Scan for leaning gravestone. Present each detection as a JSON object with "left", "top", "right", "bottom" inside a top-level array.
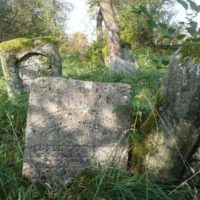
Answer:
[
  {"left": 0, "top": 37, "right": 62, "bottom": 98},
  {"left": 132, "top": 44, "right": 200, "bottom": 183},
  {"left": 23, "top": 77, "right": 131, "bottom": 184}
]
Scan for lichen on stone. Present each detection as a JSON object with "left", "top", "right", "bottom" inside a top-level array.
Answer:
[
  {"left": 130, "top": 87, "right": 166, "bottom": 172},
  {"left": 0, "top": 36, "right": 58, "bottom": 53},
  {"left": 180, "top": 41, "right": 200, "bottom": 63},
  {"left": 0, "top": 36, "right": 62, "bottom": 98}
]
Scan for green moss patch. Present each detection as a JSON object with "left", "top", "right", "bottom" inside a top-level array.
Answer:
[
  {"left": 0, "top": 36, "right": 58, "bottom": 53},
  {"left": 180, "top": 41, "right": 200, "bottom": 63},
  {"left": 130, "top": 87, "right": 166, "bottom": 172}
]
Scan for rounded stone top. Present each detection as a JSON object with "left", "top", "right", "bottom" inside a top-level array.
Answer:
[{"left": 0, "top": 36, "right": 58, "bottom": 54}]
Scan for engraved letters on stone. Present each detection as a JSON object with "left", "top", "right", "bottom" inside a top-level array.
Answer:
[{"left": 23, "top": 77, "right": 131, "bottom": 183}]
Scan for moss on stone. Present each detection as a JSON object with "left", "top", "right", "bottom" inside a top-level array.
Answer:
[
  {"left": 131, "top": 112, "right": 158, "bottom": 172},
  {"left": 130, "top": 87, "right": 166, "bottom": 172},
  {"left": 131, "top": 138, "right": 149, "bottom": 172},
  {"left": 180, "top": 41, "right": 200, "bottom": 63},
  {"left": 0, "top": 36, "right": 58, "bottom": 53}
]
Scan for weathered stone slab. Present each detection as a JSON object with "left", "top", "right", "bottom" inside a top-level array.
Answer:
[
  {"left": 23, "top": 77, "right": 131, "bottom": 183},
  {"left": 109, "top": 57, "right": 138, "bottom": 74},
  {"left": 132, "top": 49, "right": 200, "bottom": 183},
  {"left": 0, "top": 37, "right": 62, "bottom": 98}
]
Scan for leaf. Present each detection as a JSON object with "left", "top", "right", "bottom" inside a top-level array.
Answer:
[
  {"left": 177, "top": 0, "right": 188, "bottom": 9},
  {"left": 158, "top": 22, "right": 168, "bottom": 30},
  {"left": 139, "top": 5, "right": 148, "bottom": 14},
  {"left": 162, "top": 59, "right": 170, "bottom": 66},
  {"left": 186, "top": 27, "right": 197, "bottom": 36},
  {"left": 171, "top": 44, "right": 180, "bottom": 50},
  {"left": 131, "top": 98, "right": 140, "bottom": 108},
  {"left": 189, "top": 21, "right": 197, "bottom": 30},
  {"left": 163, "top": 34, "right": 173, "bottom": 40},
  {"left": 177, "top": 34, "right": 186, "bottom": 40},
  {"left": 179, "top": 21, "right": 185, "bottom": 25},
  {"left": 190, "top": 37, "right": 200, "bottom": 42},
  {"left": 146, "top": 18, "right": 157, "bottom": 28},
  {"left": 168, "top": 27, "right": 176, "bottom": 34},
  {"left": 187, "top": 0, "right": 199, "bottom": 12}
]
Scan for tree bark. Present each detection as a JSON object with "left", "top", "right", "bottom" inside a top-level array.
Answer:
[
  {"left": 96, "top": 8, "right": 103, "bottom": 43},
  {"left": 99, "top": 0, "right": 121, "bottom": 59}
]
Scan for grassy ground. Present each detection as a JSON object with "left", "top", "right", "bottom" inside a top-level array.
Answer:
[{"left": 0, "top": 51, "right": 199, "bottom": 199}]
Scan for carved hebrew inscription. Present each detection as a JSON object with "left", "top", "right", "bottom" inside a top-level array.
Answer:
[
  {"left": 0, "top": 38, "right": 62, "bottom": 98},
  {"left": 18, "top": 54, "right": 52, "bottom": 91},
  {"left": 23, "top": 77, "right": 131, "bottom": 183}
]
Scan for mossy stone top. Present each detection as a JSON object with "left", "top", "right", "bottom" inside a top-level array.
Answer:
[
  {"left": 0, "top": 36, "right": 58, "bottom": 54},
  {"left": 0, "top": 36, "right": 62, "bottom": 98}
]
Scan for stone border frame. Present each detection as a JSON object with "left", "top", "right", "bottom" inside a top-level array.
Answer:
[{"left": 0, "top": 39, "right": 62, "bottom": 98}]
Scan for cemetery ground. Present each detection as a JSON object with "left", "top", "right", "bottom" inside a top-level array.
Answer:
[{"left": 0, "top": 50, "right": 199, "bottom": 200}]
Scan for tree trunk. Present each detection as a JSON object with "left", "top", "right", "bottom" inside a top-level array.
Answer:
[
  {"left": 96, "top": 8, "right": 103, "bottom": 43},
  {"left": 99, "top": 0, "right": 121, "bottom": 59}
]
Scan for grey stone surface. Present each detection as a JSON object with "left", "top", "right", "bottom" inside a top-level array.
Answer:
[
  {"left": 109, "top": 57, "right": 138, "bottom": 74},
  {"left": 132, "top": 51, "right": 200, "bottom": 182},
  {"left": 190, "top": 146, "right": 200, "bottom": 184},
  {"left": 18, "top": 55, "right": 51, "bottom": 92},
  {"left": 0, "top": 38, "right": 62, "bottom": 98},
  {"left": 121, "top": 47, "right": 135, "bottom": 62},
  {"left": 23, "top": 77, "right": 131, "bottom": 184}
]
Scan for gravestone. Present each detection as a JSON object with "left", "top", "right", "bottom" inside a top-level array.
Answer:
[
  {"left": 109, "top": 57, "right": 138, "bottom": 74},
  {"left": 23, "top": 77, "right": 131, "bottom": 184},
  {"left": 132, "top": 49, "right": 200, "bottom": 183},
  {"left": 121, "top": 47, "right": 135, "bottom": 62},
  {"left": 0, "top": 37, "right": 62, "bottom": 98}
]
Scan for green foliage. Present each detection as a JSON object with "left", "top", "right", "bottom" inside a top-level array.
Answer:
[
  {"left": 0, "top": 0, "right": 69, "bottom": 41},
  {"left": 127, "top": 67, "right": 166, "bottom": 125},
  {"left": 62, "top": 53, "right": 128, "bottom": 83},
  {"left": 115, "top": 0, "right": 175, "bottom": 49},
  {"left": 137, "top": 0, "right": 200, "bottom": 44},
  {"left": 84, "top": 41, "right": 105, "bottom": 65},
  {"left": 177, "top": 0, "right": 188, "bottom": 10}
]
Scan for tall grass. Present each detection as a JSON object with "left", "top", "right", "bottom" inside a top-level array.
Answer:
[
  {"left": 0, "top": 51, "right": 199, "bottom": 199},
  {"left": 66, "top": 165, "right": 197, "bottom": 200}
]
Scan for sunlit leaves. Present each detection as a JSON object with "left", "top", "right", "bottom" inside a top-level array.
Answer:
[
  {"left": 158, "top": 23, "right": 168, "bottom": 30},
  {"left": 177, "top": 0, "right": 188, "bottom": 10},
  {"left": 137, "top": 0, "right": 200, "bottom": 44},
  {"left": 168, "top": 27, "right": 176, "bottom": 34},
  {"left": 187, "top": 0, "right": 200, "bottom": 13},
  {"left": 177, "top": 34, "right": 186, "bottom": 40}
]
